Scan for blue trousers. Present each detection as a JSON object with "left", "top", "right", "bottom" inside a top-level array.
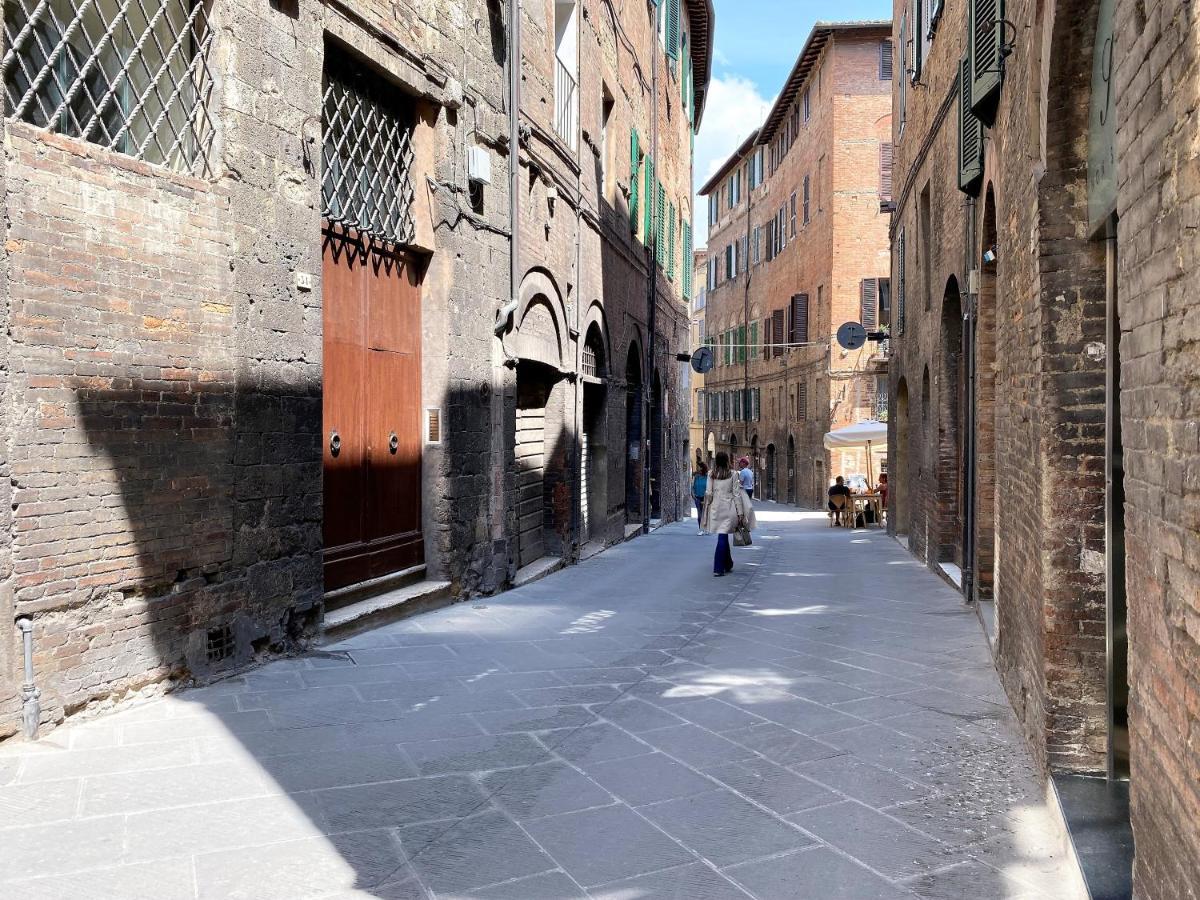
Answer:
[{"left": 714, "top": 533, "right": 733, "bottom": 574}]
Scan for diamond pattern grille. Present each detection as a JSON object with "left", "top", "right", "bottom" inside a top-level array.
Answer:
[
  {"left": 2, "top": 0, "right": 215, "bottom": 175},
  {"left": 322, "top": 57, "right": 415, "bottom": 246}
]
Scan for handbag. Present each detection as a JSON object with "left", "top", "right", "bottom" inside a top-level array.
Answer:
[{"left": 733, "top": 522, "right": 753, "bottom": 546}]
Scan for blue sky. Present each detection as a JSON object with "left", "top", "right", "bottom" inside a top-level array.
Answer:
[{"left": 694, "top": 0, "right": 892, "bottom": 246}]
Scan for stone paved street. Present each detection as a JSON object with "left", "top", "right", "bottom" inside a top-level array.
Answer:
[{"left": 0, "top": 506, "right": 1086, "bottom": 899}]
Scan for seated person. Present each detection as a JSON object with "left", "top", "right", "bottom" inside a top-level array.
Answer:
[
  {"left": 878, "top": 473, "right": 888, "bottom": 509},
  {"left": 828, "top": 476, "right": 852, "bottom": 520}
]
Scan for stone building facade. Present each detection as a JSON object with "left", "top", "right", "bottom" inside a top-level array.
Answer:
[
  {"left": 698, "top": 22, "right": 892, "bottom": 507},
  {"left": 887, "top": 0, "right": 1200, "bottom": 892},
  {"left": 0, "top": 0, "right": 711, "bottom": 740}
]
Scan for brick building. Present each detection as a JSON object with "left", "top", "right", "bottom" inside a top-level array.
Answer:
[
  {"left": 0, "top": 0, "right": 711, "bottom": 740},
  {"left": 887, "top": 0, "right": 1199, "bottom": 893},
  {"left": 697, "top": 22, "right": 892, "bottom": 507}
]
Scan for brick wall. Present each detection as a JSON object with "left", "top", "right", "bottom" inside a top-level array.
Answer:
[
  {"left": 1115, "top": 0, "right": 1200, "bottom": 891},
  {"left": 701, "top": 26, "right": 891, "bottom": 510}
]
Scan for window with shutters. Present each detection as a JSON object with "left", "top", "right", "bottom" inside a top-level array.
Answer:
[
  {"left": 749, "top": 321, "right": 759, "bottom": 359},
  {"left": 667, "top": 204, "right": 676, "bottom": 281},
  {"left": 666, "top": 0, "right": 680, "bottom": 64},
  {"left": 910, "top": 0, "right": 923, "bottom": 83},
  {"left": 2, "top": 0, "right": 217, "bottom": 175},
  {"left": 771, "top": 309, "right": 785, "bottom": 358},
  {"left": 737, "top": 324, "right": 746, "bottom": 363},
  {"left": 957, "top": 54, "right": 984, "bottom": 194},
  {"left": 753, "top": 225, "right": 761, "bottom": 264},
  {"left": 708, "top": 192, "right": 718, "bottom": 226},
  {"left": 779, "top": 206, "right": 788, "bottom": 249},
  {"left": 790, "top": 192, "right": 798, "bottom": 237},
  {"left": 898, "top": 13, "right": 907, "bottom": 139},
  {"left": 802, "top": 175, "right": 811, "bottom": 225},
  {"left": 878, "top": 277, "right": 892, "bottom": 327},
  {"left": 879, "top": 39, "right": 893, "bottom": 80},
  {"left": 803, "top": 87, "right": 811, "bottom": 123},
  {"left": 880, "top": 143, "right": 894, "bottom": 201},
  {"left": 790, "top": 293, "right": 809, "bottom": 344},
  {"left": 969, "top": 0, "right": 1004, "bottom": 124},
  {"left": 655, "top": 180, "right": 666, "bottom": 265},
  {"left": 897, "top": 228, "right": 907, "bottom": 335},
  {"left": 798, "top": 382, "right": 808, "bottom": 420},
  {"left": 860, "top": 279, "right": 878, "bottom": 329}
]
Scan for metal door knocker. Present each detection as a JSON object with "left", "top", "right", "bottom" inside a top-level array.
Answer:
[
  {"left": 389, "top": 432, "right": 399, "bottom": 453},
  {"left": 330, "top": 431, "right": 341, "bottom": 455}
]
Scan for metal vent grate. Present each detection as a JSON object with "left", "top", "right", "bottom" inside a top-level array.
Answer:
[
  {"left": 426, "top": 407, "right": 441, "bottom": 444},
  {"left": 2, "top": 0, "right": 216, "bottom": 175},
  {"left": 322, "top": 53, "right": 415, "bottom": 246},
  {"left": 205, "top": 623, "right": 234, "bottom": 663}
]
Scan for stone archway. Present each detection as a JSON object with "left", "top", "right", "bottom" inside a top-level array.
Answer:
[
  {"left": 894, "top": 378, "right": 911, "bottom": 536},
  {"left": 938, "top": 277, "right": 964, "bottom": 566}
]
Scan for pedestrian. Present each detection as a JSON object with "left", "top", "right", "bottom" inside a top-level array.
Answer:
[
  {"left": 691, "top": 462, "right": 709, "bottom": 535},
  {"left": 737, "top": 456, "right": 755, "bottom": 499},
  {"left": 702, "top": 452, "right": 756, "bottom": 576}
]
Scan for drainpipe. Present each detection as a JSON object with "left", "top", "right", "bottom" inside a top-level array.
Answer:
[
  {"left": 961, "top": 197, "right": 977, "bottom": 603},
  {"left": 643, "top": 15, "right": 659, "bottom": 535},
  {"left": 17, "top": 618, "right": 40, "bottom": 740}
]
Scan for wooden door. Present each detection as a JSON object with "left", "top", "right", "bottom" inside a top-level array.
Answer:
[
  {"left": 323, "top": 228, "right": 424, "bottom": 590},
  {"left": 515, "top": 404, "right": 546, "bottom": 567}
]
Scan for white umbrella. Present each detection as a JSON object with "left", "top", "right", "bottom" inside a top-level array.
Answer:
[{"left": 823, "top": 420, "right": 887, "bottom": 489}]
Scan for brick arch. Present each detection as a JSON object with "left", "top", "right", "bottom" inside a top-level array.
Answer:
[
  {"left": 514, "top": 268, "right": 569, "bottom": 371},
  {"left": 892, "top": 377, "right": 911, "bottom": 536},
  {"left": 937, "top": 276, "right": 964, "bottom": 565}
]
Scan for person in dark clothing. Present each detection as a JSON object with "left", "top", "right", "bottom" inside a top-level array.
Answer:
[{"left": 828, "top": 475, "right": 852, "bottom": 525}]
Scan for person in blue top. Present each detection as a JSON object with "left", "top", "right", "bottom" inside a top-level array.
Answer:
[
  {"left": 737, "top": 457, "right": 755, "bottom": 500},
  {"left": 691, "top": 463, "right": 709, "bottom": 534}
]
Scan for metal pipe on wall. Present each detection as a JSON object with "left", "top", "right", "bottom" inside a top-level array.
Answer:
[
  {"left": 962, "top": 198, "right": 977, "bottom": 603},
  {"left": 18, "top": 617, "right": 40, "bottom": 739},
  {"left": 643, "top": 9, "right": 659, "bottom": 535}
]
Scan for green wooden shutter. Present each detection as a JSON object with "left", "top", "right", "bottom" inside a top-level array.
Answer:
[
  {"left": 958, "top": 55, "right": 985, "bottom": 194},
  {"left": 737, "top": 324, "right": 746, "bottom": 363},
  {"left": 682, "top": 222, "right": 691, "bottom": 296},
  {"left": 667, "top": 0, "right": 680, "bottom": 61},
  {"left": 630, "top": 129, "right": 640, "bottom": 234},
  {"left": 667, "top": 204, "right": 676, "bottom": 281},
  {"left": 644, "top": 155, "right": 654, "bottom": 240},
  {"left": 969, "top": 0, "right": 1004, "bottom": 124},
  {"left": 656, "top": 180, "right": 666, "bottom": 266},
  {"left": 749, "top": 321, "right": 758, "bottom": 359}
]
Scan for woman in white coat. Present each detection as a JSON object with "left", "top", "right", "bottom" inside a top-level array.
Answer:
[{"left": 701, "top": 452, "right": 756, "bottom": 576}]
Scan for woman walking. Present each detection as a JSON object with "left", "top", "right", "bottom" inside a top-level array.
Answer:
[
  {"left": 701, "top": 452, "right": 756, "bottom": 576},
  {"left": 691, "top": 462, "right": 709, "bottom": 535}
]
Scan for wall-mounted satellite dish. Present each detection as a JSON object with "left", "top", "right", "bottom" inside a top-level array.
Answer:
[
  {"left": 836, "top": 321, "right": 867, "bottom": 350},
  {"left": 691, "top": 346, "right": 714, "bottom": 374}
]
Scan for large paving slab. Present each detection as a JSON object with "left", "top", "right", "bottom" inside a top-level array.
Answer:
[{"left": 0, "top": 506, "right": 1086, "bottom": 899}]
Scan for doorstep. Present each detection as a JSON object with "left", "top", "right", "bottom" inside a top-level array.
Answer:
[
  {"left": 512, "top": 556, "right": 564, "bottom": 588},
  {"left": 938, "top": 562, "right": 963, "bottom": 588},
  {"left": 1052, "top": 774, "right": 1134, "bottom": 900},
  {"left": 321, "top": 578, "right": 453, "bottom": 641}
]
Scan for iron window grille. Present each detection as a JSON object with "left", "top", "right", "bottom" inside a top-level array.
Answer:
[
  {"left": 322, "top": 54, "right": 415, "bottom": 246},
  {"left": 2, "top": 0, "right": 216, "bottom": 175}
]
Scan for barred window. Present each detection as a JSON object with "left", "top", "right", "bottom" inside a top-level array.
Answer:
[
  {"left": 322, "top": 52, "right": 415, "bottom": 246},
  {"left": 2, "top": 0, "right": 216, "bottom": 175}
]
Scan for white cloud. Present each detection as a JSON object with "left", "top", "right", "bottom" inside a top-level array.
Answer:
[{"left": 692, "top": 74, "right": 774, "bottom": 246}]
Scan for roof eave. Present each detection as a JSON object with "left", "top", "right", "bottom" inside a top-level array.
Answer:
[{"left": 686, "top": 0, "right": 716, "bottom": 130}]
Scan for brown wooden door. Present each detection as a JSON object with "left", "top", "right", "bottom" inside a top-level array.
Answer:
[{"left": 323, "top": 228, "right": 424, "bottom": 590}]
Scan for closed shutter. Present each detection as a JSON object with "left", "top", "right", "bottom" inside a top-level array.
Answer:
[
  {"left": 958, "top": 54, "right": 985, "bottom": 194},
  {"left": 667, "top": 0, "right": 680, "bottom": 61},
  {"left": 880, "top": 143, "right": 894, "bottom": 200},
  {"left": 763, "top": 316, "right": 772, "bottom": 354},
  {"left": 880, "top": 39, "right": 893, "bottom": 80},
  {"left": 969, "top": 0, "right": 1004, "bottom": 123},
  {"left": 682, "top": 222, "right": 691, "bottom": 295},
  {"left": 791, "top": 293, "right": 809, "bottom": 344},
  {"left": 630, "top": 129, "right": 640, "bottom": 234},
  {"left": 772, "top": 309, "right": 785, "bottom": 357},
  {"left": 803, "top": 176, "right": 810, "bottom": 224},
  {"left": 749, "top": 321, "right": 758, "bottom": 359},
  {"left": 898, "top": 230, "right": 907, "bottom": 334},
  {"left": 667, "top": 204, "right": 676, "bottom": 280},
  {"left": 912, "top": 0, "right": 924, "bottom": 82},
  {"left": 861, "top": 279, "right": 878, "bottom": 329},
  {"left": 798, "top": 382, "right": 808, "bottom": 420},
  {"left": 644, "top": 155, "right": 655, "bottom": 239},
  {"left": 737, "top": 324, "right": 746, "bottom": 363},
  {"left": 656, "top": 180, "right": 667, "bottom": 265}
]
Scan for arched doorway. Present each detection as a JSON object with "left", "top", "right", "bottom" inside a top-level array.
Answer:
[
  {"left": 581, "top": 323, "right": 608, "bottom": 543},
  {"left": 624, "top": 343, "right": 642, "bottom": 522},
  {"left": 938, "top": 278, "right": 964, "bottom": 565},
  {"left": 970, "top": 186, "right": 998, "bottom": 599},
  {"left": 650, "top": 371, "right": 663, "bottom": 519},
  {"left": 727, "top": 432, "right": 739, "bottom": 459},
  {"left": 894, "top": 378, "right": 911, "bottom": 536},
  {"left": 787, "top": 436, "right": 796, "bottom": 505},
  {"left": 750, "top": 434, "right": 759, "bottom": 494},
  {"left": 765, "top": 443, "right": 777, "bottom": 500}
]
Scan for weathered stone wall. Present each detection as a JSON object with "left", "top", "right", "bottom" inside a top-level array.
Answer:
[{"left": 1114, "top": 0, "right": 1200, "bottom": 892}]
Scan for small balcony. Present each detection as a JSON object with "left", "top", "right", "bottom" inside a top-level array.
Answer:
[{"left": 555, "top": 59, "right": 578, "bottom": 152}]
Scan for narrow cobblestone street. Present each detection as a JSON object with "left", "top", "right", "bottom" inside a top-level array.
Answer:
[{"left": 0, "top": 507, "right": 1084, "bottom": 899}]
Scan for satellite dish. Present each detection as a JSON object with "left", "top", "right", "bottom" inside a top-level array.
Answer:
[
  {"left": 836, "top": 321, "right": 867, "bottom": 350},
  {"left": 691, "top": 346, "right": 714, "bottom": 374}
]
